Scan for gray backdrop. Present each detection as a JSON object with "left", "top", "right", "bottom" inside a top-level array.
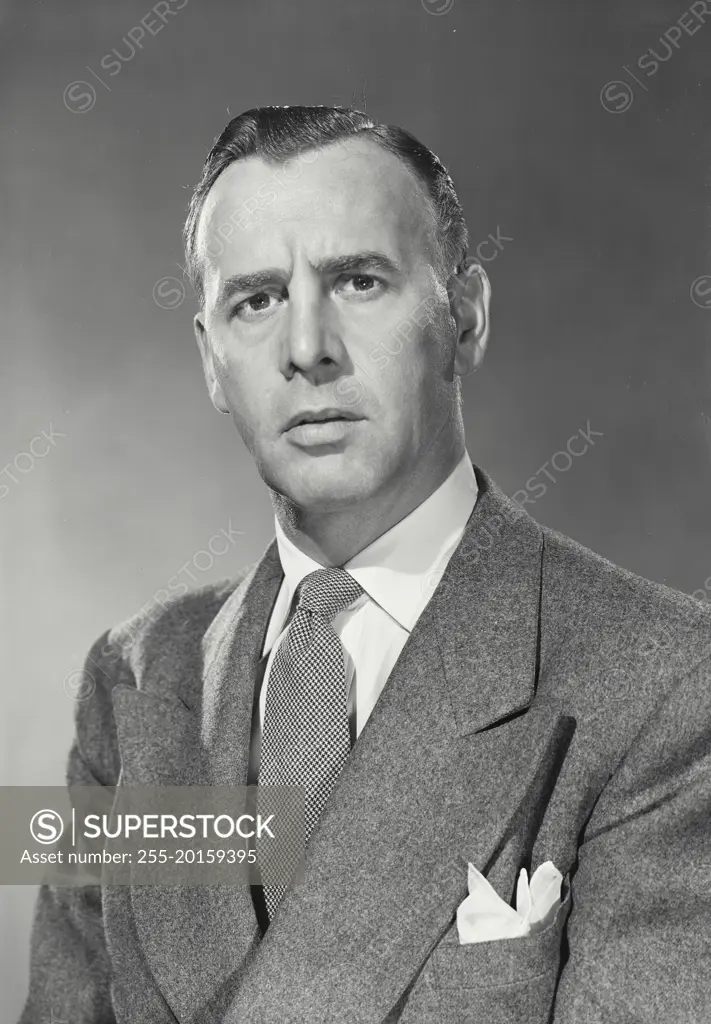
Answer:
[{"left": 2, "top": 0, "right": 710, "bottom": 1020}]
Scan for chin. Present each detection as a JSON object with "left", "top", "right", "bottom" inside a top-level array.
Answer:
[{"left": 268, "top": 455, "right": 381, "bottom": 510}]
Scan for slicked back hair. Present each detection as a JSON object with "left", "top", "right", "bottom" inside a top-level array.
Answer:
[{"left": 183, "top": 105, "right": 469, "bottom": 307}]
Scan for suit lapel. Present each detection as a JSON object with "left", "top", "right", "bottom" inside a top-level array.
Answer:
[
  {"left": 222, "top": 469, "right": 575, "bottom": 1023},
  {"left": 111, "top": 541, "right": 284, "bottom": 1024}
]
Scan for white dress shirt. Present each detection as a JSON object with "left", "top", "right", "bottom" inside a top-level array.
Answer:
[{"left": 259, "top": 451, "right": 478, "bottom": 739}]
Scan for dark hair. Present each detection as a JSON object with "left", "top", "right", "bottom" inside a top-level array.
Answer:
[{"left": 183, "top": 104, "right": 468, "bottom": 306}]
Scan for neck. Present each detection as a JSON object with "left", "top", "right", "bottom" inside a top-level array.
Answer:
[{"left": 271, "top": 430, "right": 467, "bottom": 567}]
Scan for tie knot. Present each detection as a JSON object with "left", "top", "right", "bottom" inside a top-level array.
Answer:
[{"left": 296, "top": 567, "right": 363, "bottom": 624}]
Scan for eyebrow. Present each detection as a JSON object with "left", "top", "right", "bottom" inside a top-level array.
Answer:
[{"left": 215, "top": 251, "right": 402, "bottom": 308}]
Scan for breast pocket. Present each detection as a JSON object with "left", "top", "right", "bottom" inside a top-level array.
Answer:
[{"left": 426, "top": 884, "right": 572, "bottom": 1024}]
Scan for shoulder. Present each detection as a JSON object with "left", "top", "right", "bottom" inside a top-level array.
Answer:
[
  {"left": 539, "top": 525, "right": 711, "bottom": 713},
  {"left": 109, "top": 566, "right": 255, "bottom": 667},
  {"left": 541, "top": 525, "right": 711, "bottom": 635},
  {"left": 66, "top": 566, "right": 259, "bottom": 786},
  {"left": 85, "top": 564, "right": 257, "bottom": 698}
]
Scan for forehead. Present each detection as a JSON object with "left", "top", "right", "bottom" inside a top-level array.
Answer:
[{"left": 195, "top": 138, "right": 437, "bottom": 284}]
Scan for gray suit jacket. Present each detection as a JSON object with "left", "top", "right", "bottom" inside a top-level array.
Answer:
[{"left": 20, "top": 466, "right": 711, "bottom": 1023}]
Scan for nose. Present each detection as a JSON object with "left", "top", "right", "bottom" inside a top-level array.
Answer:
[{"left": 280, "top": 273, "right": 347, "bottom": 382}]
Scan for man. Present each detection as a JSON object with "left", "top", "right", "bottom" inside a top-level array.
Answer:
[{"left": 21, "top": 105, "right": 711, "bottom": 1023}]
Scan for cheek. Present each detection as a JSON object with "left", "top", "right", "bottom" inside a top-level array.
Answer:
[
  {"left": 223, "top": 370, "right": 287, "bottom": 451},
  {"left": 372, "top": 363, "right": 441, "bottom": 446},
  {"left": 375, "top": 325, "right": 445, "bottom": 403},
  {"left": 217, "top": 345, "right": 260, "bottom": 403},
  {"left": 216, "top": 359, "right": 263, "bottom": 435}
]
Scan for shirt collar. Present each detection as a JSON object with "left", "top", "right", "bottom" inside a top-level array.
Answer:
[{"left": 272, "top": 451, "right": 478, "bottom": 633}]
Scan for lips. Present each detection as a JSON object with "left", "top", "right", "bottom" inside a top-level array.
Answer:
[{"left": 284, "top": 408, "right": 364, "bottom": 432}]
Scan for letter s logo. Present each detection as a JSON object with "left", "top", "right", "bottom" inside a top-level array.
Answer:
[{"left": 30, "top": 809, "right": 65, "bottom": 844}]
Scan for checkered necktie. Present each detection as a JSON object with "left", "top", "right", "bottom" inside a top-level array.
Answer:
[{"left": 258, "top": 567, "right": 363, "bottom": 920}]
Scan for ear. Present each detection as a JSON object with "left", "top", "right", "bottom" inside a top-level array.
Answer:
[
  {"left": 193, "top": 313, "right": 230, "bottom": 414},
  {"left": 447, "top": 259, "right": 491, "bottom": 378}
]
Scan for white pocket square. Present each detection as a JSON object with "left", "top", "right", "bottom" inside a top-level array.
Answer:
[{"left": 456, "top": 861, "right": 563, "bottom": 944}]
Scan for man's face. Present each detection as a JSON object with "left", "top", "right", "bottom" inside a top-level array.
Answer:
[{"left": 194, "top": 138, "right": 464, "bottom": 512}]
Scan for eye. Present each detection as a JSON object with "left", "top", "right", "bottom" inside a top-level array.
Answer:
[
  {"left": 233, "top": 290, "right": 285, "bottom": 321},
  {"left": 337, "top": 274, "right": 385, "bottom": 299}
]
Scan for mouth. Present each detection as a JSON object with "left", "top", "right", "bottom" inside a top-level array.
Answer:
[
  {"left": 283, "top": 408, "right": 366, "bottom": 449},
  {"left": 283, "top": 408, "right": 364, "bottom": 432}
]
